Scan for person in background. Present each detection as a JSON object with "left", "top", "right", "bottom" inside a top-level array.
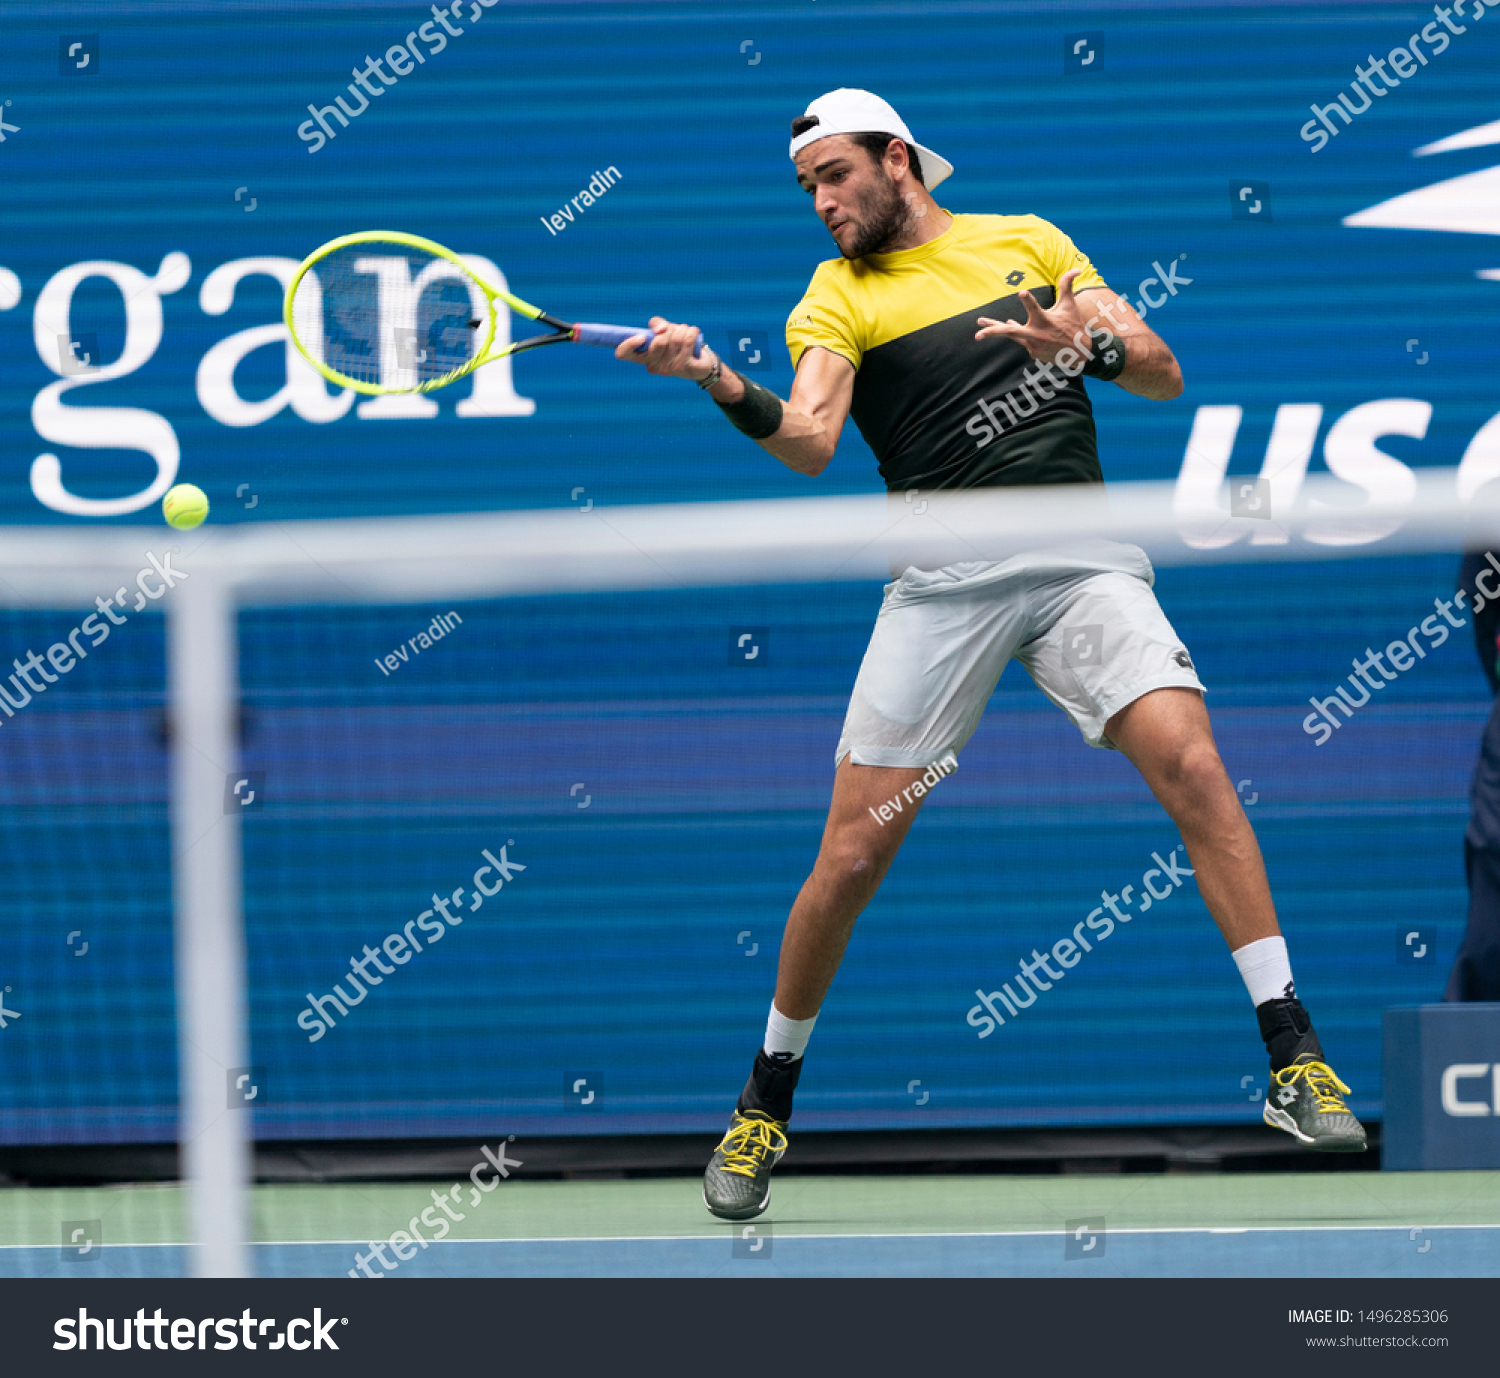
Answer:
[{"left": 1446, "top": 551, "right": 1500, "bottom": 1001}]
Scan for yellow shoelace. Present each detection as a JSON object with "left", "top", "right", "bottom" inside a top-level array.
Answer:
[
  {"left": 717, "top": 1114, "right": 788, "bottom": 1179},
  {"left": 1273, "top": 1060, "right": 1352, "bottom": 1113}
]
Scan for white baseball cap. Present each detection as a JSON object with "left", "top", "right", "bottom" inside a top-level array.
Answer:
[{"left": 789, "top": 88, "right": 953, "bottom": 190}]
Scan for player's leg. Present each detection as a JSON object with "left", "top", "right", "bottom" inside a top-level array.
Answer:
[
  {"left": 1019, "top": 560, "right": 1366, "bottom": 1152},
  {"left": 772, "top": 758, "right": 933, "bottom": 1019},
  {"left": 742, "top": 757, "right": 933, "bottom": 1115},
  {"left": 704, "top": 565, "right": 1020, "bottom": 1220},
  {"left": 1103, "top": 688, "right": 1276, "bottom": 950},
  {"left": 702, "top": 760, "right": 931, "bottom": 1221},
  {"left": 1104, "top": 686, "right": 1365, "bottom": 1150}
]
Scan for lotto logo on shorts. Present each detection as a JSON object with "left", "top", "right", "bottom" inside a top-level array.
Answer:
[{"left": 1062, "top": 624, "right": 1103, "bottom": 667}]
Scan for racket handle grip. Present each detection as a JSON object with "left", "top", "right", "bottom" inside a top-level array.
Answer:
[{"left": 574, "top": 323, "right": 704, "bottom": 356}]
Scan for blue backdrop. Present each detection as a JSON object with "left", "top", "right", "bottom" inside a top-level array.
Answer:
[{"left": 1, "top": 0, "right": 1497, "bottom": 1141}]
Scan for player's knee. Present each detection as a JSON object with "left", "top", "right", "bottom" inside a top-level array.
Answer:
[
  {"left": 1167, "top": 738, "right": 1227, "bottom": 800},
  {"left": 820, "top": 841, "right": 877, "bottom": 883},
  {"left": 821, "top": 824, "right": 897, "bottom": 886}
]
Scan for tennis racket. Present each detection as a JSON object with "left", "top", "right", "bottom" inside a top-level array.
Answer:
[{"left": 284, "top": 230, "right": 702, "bottom": 396}]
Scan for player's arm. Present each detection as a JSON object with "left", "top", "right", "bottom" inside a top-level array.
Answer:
[
  {"left": 975, "top": 268, "right": 1183, "bottom": 402},
  {"left": 615, "top": 318, "right": 854, "bottom": 476},
  {"left": 1072, "top": 286, "right": 1182, "bottom": 401}
]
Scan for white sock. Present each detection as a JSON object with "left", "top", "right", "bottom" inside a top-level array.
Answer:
[
  {"left": 1232, "top": 936, "right": 1296, "bottom": 1007},
  {"left": 763, "top": 1003, "right": 818, "bottom": 1062}
]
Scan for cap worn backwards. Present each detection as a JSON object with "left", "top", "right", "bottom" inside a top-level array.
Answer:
[{"left": 788, "top": 88, "right": 954, "bottom": 189}]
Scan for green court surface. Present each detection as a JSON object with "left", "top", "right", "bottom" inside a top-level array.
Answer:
[{"left": 3, "top": 1171, "right": 1499, "bottom": 1276}]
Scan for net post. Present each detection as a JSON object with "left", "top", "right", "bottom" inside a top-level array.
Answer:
[{"left": 167, "top": 565, "right": 251, "bottom": 1278}]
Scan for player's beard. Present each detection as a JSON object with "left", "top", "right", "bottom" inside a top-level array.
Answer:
[{"left": 839, "top": 171, "right": 915, "bottom": 260}]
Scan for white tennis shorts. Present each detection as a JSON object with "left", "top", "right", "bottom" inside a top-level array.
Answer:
[{"left": 835, "top": 541, "right": 1205, "bottom": 767}]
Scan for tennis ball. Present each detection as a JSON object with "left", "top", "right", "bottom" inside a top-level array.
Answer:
[{"left": 163, "top": 483, "right": 209, "bottom": 530}]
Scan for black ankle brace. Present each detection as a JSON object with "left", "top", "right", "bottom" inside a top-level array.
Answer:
[
  {"left": 736, "top": 1048, "right": 802, "bottom": 1123},
  {"left": 1256, "top": 997, "right": 1325, "bottom": 1072}
]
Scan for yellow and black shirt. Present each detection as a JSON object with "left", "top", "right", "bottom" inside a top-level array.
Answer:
[{"left": 785, "top": 212, "right": 1109, "bottom": 493}]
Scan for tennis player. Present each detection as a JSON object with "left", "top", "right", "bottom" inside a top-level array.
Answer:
[{"left": 615, "top": 88, "right": 1367, "bottom": 1221}]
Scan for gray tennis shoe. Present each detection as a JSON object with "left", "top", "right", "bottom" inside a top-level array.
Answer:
[
  {"left": 703, "top": 1110, "right": 789, "bottom": 1220},
  {"left": 1263, "top": 1054, "right": 1368, "bottom": 1152}
]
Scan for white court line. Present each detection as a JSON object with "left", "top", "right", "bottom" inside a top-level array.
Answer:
[
  {"left": 9, "top": 1223, "right": 1496, "bottom": 1250},
  {"left": 302, "top": 1223, "right": 1499, "bottom": 1246}
]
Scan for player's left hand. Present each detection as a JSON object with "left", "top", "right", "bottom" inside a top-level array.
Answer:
[
  {"left": 974, "top": 268, "right": 1094, "bottom": 366},
  {"left": 615, "top": 315, "right": 717, "bottom": 383}
]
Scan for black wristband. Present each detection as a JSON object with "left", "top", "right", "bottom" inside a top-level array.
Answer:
[
  {"left": 715, "top": 376, "right": 784, "bottom": 440},
  {"left": 1081, "top": 327, "right": 1127, "bottom": 381}
]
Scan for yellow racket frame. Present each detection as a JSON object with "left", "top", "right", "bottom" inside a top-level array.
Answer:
[{"left": 283, "top": 230, "right": 552, "bottom": 397}]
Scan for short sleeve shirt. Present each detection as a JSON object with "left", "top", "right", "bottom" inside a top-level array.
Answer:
[{"left": 785, "top": 213, "right": 1110, "bottom": 492}]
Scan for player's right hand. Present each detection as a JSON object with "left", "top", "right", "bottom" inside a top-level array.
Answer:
[{"left": 615, "top": 316, "right": 717, "bottom": 383}]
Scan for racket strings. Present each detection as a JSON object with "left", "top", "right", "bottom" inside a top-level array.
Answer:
[{"left": 289, "top": 239, "right": 491, "bottom": 392}]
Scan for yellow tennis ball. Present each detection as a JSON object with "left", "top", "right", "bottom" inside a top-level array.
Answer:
[{"left": 163, "top": 483, "right": 209, "bottom": 530}]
